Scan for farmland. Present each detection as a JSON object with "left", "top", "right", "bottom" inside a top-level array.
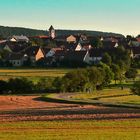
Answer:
[
  {"left": 0, "top": 120, "right": 140, "bottom": 140},
  {"left": 0, "top": 68, "right": 72, "bottom": 81},
  {"left": 0, "top": 93, "right": 140, "bottom": 140},
  {"left": 0, "top": 68, "right": 140, "bottom": 140}
]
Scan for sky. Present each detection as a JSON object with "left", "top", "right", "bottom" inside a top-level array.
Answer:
[{"left": 0, "top": 0, "right": 140, "bottom": 36}]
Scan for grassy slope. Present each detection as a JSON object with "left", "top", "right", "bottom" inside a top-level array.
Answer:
[
  {"left": 71, "top": 89, "right": 140, "bottom": 106},
  {"left": 47, "top": 88, "right": 140, "bottom": 107},
  {"left": 0, "top": 120, "right": 139, "bottom": 140}
]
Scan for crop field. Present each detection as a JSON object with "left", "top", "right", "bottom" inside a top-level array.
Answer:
[
  {"left": 0, "top": 120, "right": 140, "bottom": 140},
  {"left": 0, "top": 68, "right": 72, "bottom": 81}
]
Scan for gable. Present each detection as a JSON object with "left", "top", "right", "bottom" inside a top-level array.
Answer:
[
  {"left": 66, "top": 35, "right": 76, "bottom": 43},
  {"left": 36, "top": 48, "right": 45, "bottom": 61},
  {"left": 75, "top": 43, "right": 82, "bottom": 51}
]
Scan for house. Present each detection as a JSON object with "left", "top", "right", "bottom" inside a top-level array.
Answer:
[
  {"left": 75, "top": 42, "right": 92, "bottom": 51},
  {"left": 129, "top": 38, "right": 140, "bottom": 47},
  {"left": 89, "top": 48, "right": 103, "bottom": 64},
  {"left": 23, "top": 46, "right": 44, "bottom": 62},
  {"left": 10, "top": 35, "right": 29, "bottom": 43},
  {"left": 103, "top": 37, "right": 118, "bottom": 43},
  {"left": 7, "top": 53, "right": 24, "bottom": 67},
  {"left": 89, "top": 47, "right": 120, "bottom": 64},
  {"left": 63, "top": 51, "right": 91, "bottom": 64},
  {"left": 131, "top": 47, "right": 140, "bottom": 58},
  {"left": 65, "top": 42, "right": 78, "bottom": 51},
  {"left": 55, "top": 36, "right": 67, "bottom": 42},
  {"left": 6, "top": 46, "right": 48, "bottom": 66},
  {"left": 103, "top": 41, "right": 119, "bottom": 48},
  {"left": 3, "top": 42, "right": 28, "bottom": 53},
  {"left": 66, "top": 35, "right": 77, "bottom": 43},
  {"left": 45, "top": 47, "right": 63, "bottom": 58}
]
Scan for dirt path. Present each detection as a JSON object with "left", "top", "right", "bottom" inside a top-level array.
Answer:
[{"left": 0, "top": 95, "right": 140, "bottom": 122}]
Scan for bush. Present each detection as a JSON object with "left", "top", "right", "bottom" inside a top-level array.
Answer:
[
  {"left": 125, "top": 68, "right": 138, "bottom": 80},
  {"left": 0, "top": 80, "right": 8, "bottom": 94},
  {"left": 131, "top": 80, "right": 140, "bottom": 96},
  {"left": 8, "top": 78, "right": 34, "bottom": 93}
]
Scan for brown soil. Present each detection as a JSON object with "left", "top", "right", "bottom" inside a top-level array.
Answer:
[{"left": 0, "top": 96, "right": 140, "bottom": 122}]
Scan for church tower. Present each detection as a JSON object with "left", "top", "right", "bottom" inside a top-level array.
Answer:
[{"left": 49, "top": 25, "right": 55, "bottom": 39}]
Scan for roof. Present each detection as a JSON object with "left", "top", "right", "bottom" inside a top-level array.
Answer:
[
  {"left": 64, "top": 51, "right": 87, "bottom": 62},
  {"left": 54, "top": 50, "right": 65, "bottom": 57},
  {"left": 49, "top": 25, "right": 54, "bottom": 31},
  {"left": 0, "top": 40, "right": 7, "bottom": 44},
  {"left": 80, "top": 42, "right": 91, "bottom": 50},
  {"left": 55, "top": 40, "right": 67, "bottom": 47},
  {"left": 89, "top": 47, "right": 118, "bottom": 57},
  {"left": 30, "top": 36, "right": 49, "bottom": 39},
  {"left": 103, "top": 37, "right": 118, "bottom": 43},
  {"left": 41, "top": 47, "right": 51, "bottom": 55},
  {"left": 23, "top": 46, "right": 40, "bottom": 56},
  {"left": 65, "top": 42, "right": 78, "bottom": 51},
  {"left": 103, "top": 41, "right": 117, "bottom": 48},
  {"left": 7, "top": 53, "right": 24, "bottom": 60},
  {"left": 52, "top": 47, "right": 63, "bottom": 52},
  {"left": 55, "top": 36, "right": 67, "bottom": 41},
  {"left": 5, "top": 42, "right": 28, "bottom": 53},
  {"left": 12, "top": 35, "right": 29, "bottom": 42}
]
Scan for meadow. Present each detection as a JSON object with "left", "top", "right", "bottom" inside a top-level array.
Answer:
[
  {"left": 72, "top": 89, "right": 140, "bottom": 105},
  {"left": 0, "top": 120, "right": 140, "bottom": 140},
  {"left": 0, "top": 68, "right": 72, "bottom": 82}
]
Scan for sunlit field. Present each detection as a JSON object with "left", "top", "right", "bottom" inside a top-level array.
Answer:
[
  {"left": 47, "top": 88, "right": 140, "bottom": 107},
  {"left": 0, "top": 68, "right": 73, "bottom": 81},
  {"left": 0, "top": 120, "right": 139, "bottom": 140}
]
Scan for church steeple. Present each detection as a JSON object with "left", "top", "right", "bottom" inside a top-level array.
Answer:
[{"left": 49, "top": 25, "right": 55, "bottom": 39}]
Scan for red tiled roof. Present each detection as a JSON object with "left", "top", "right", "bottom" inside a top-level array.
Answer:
[{"left": 30, "top": 36, "right": 49, "bottom": 39}]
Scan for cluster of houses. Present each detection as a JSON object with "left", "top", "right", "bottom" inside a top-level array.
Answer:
[{"left": 0, "top": 25, "right": 140, "bottom": 67}]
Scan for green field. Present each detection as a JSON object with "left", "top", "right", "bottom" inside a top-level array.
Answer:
[
  {"left": 47, "top": 88, "right": 140, "bottom": 107},
  {"left": 0, "top": 120, "right": 139, "bottom": 140},
  {"left": 0, "top": 68, "right": 72, "bottom": 82}
]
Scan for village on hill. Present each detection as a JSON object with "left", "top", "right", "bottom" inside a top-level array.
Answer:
[{"left": 0, "top": 25, "right": 140, "bottom": 67}]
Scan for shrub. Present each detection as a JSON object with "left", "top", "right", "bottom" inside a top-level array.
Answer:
[{"left": 131, "top": 80, "right": 140, "bottom": 96}]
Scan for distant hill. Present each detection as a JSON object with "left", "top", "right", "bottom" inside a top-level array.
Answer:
[
  {"left": 0, "top": 26, "right": 46, "bottom": 38},
  {"left": 0, "top": 25, "right": 124, "bottom": 39}
]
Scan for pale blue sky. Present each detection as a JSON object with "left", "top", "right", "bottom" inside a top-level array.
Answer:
[{"left": 0, "top": 0, "right": 140, "bottom": 35}]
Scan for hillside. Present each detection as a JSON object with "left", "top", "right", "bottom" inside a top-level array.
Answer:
[{"left": 0, "top": 25, "right": 124, "bottom": 38}]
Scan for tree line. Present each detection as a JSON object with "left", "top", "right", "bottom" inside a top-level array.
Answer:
[{"left": 0, "top": 64, "right": 139, "bottom": 95}]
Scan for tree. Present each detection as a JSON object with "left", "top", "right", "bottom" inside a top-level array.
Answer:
[
  {"left": 131, "top": 57, "right": 140, "bottom": 68},
  {"left": 36, "top": 77, "right": 54, "bottom": 92},
  {"left": 102, "top": 53, "right": 112, "bottom": 66},
  {"left": 61, "top": 69, "right": 88, "bottom": 92},
  {"left": 131, "top": 80, "right": 140, "bottom": 96},
  {"left": 86, "top": 67, "right": 104, "bottom": 88},
  {"left": 8, "top": 78, "right": 33, "bottom": 93},
  {"left": 111, "top": 64, "right": 121, "bottom": 84},
  {"left": 125, "top": 68, "right": 138, "bottom": 81},
  {"left": 90, "top": 38, "right": 103, "bottom": 48},
  {"left": 99, "top": 63, "right": 114, "bottom": 87},
  {"left": 0, "top": 80, "right": 8, "bottom": 94}
]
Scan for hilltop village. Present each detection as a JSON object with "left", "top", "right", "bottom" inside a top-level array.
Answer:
[{"left": 0, "top": 25, "right": 140, "bottom": 67}]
